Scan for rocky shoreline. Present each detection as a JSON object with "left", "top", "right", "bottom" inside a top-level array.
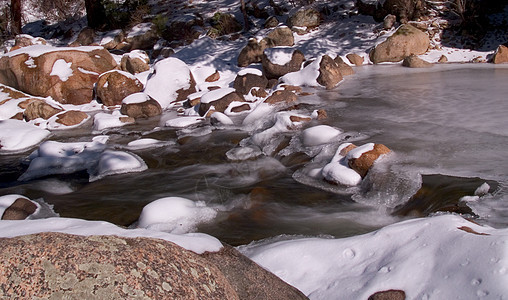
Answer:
[{"left": 1, "top": 0, "right": 508, "bottom": 298}]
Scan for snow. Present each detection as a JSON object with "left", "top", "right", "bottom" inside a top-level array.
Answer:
[
  {"left": 238, "top": 68, "right": 263, "bottom": 76},
  {"left": 322, "top": 162, "right": 362, "bottom": 186},
  {"left": 200, "top": 88, "right": 236, "bottom": 104},
  {"left": 18, "top": 136, "right": 147, "bottom": 182},
  {"left": 5, "top": 45, "right": 104, "bottom": 58},
  {"left": 93, "top": 111, "right": 134, "bottom": 131},
  {"left": 0, "top": 217, "right": 222, "bottom": 254},
  {"left": 347, "top": 142, "right": 374, "bottom": 159},
  {"left": 165, "top": 116, "right": 205, "bottom": 128},
  {"left": 264, "top": 47, "right": 296, "bottom": 66},
  {"left": 211, "top": 111, "right": 234, "bottom": 125},
  {"left": 137, "top": 197, "right": 218, "bottom": 234},
  {"left": 0, "top": 120, "right": 50, "bottom": 152},
  {"left": 126, "top": 49, "right": 149, "bottom": 62},
  {"left": 122, "top": 92, "right": 150, "bottom": 104},
  {"left": 77, "top": 67, "right": 99, "bottom": 75},
  {"left": 49, "top": 59, "right": 73, "bottom": 82},
  {"left": 144, "top": 57, "right": 193, "bottom": 109},
  {"left": 127, "top": 22, "right": 153, "bottom": 38},
  {"left": 301, "top": 125, "right": 342, "bottom": 146},
  {"left": 281, "top": 56, "right": 321, "bottom": 87},
  {"left": 239, "top": 214, "right": 508, "bottom": 299}
]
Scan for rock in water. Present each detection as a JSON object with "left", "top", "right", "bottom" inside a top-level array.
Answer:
[
  {"left": 317, "top": 55, "right": 343, "bottom": 89},
  {"left": 1, "top": 197, "right": 37, "bottom": 220},
  {"left": 493, "top": 45, "right": 508, "bottom": 64},
  {"left": 347, "top": 143, "right": 391, "bottom": 178},
  {"left": 96, "top": 70, "right": 144, "bottom": 106},
  {"left": 369, "top": 24, "right": 430, "bottom": 64},
  {"left": 402, "top": 55, "right": 433, "bottom": 68}
]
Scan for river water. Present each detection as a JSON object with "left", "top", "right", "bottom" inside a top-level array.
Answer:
[{"left": 1, "top": 64, "right": 507, "bottom": 246}]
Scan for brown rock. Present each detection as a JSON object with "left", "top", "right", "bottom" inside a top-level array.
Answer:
[
  {"left": 368, "top": 289, "right": 406, "bottom": 300},
  {"left": 493, "top": 45, "right": 508, "bottom": 64},
  {"left": 290, "top": 115, "right": 311, "bottom": 123},
  {"left": 205, "top": 71, "right": 221, "bottom": 82},
  {"left": 0, "top": 46, "right": 117, "bottom": 105},
  {"left": 120, "top": 98, "right": 162, "bottom": 119},
  {"left": 383, "top": 14, "right": 397, "bottom": 30},
  {"left": 55, "top": 110, "right": 89, "bottom": 126},
  {"left": 369, "top": 24, "right": 430, "bottom": 64},
  {"left": 266, "top": 26, "right": 294, "bottom": 47},
  {"left": 74, "top": 27, "right": 96, "bottom": 46},
  {"left": 10, "top": 112, "right": 24, "bottom": 120},
  {"left": 23, "top": 100, "right": 62, "bottom": 121},
  {"left": 198, "top": 91, "right": 245, "bottom": 116},
  {"left": 101, "top": 29, "right": 125, "bottom": 50},
  {"left": 402, "top": 55, "right": 433, "bottom": 68},
  {"left": 0, "top": 233, "right": 239, "bottom": 299},
  {"left": 287, "top": 8, "right": 321, "bottom": 28},
  {"left": 262, "top": 48, "right": 305, "bottom": 80},
  {"left": 283, "top": 85, "right": 302, "bottom": 93},
  {"left": 13, "top": 34, "right": 47, "bottom": 48},
  {"left": 96, "top": 70, "right": 144, "bottom": 106},
  {"left": 125, "top": 23, "right": 159, "bottom": 50},
  {"left": 238, "top": 39, "right": 267, "bottom": 67},
  {"left": 119, "top": 116, "right": 136, "bottom": 123},
  {"left": 264, "top": 16, "right": 279, "bottom": 28},
  {"left": 339, "top": 143, "right": 358, "bottom": 156},
  {"left": 250, "top": 87, "right": 268, "bottom": 98},
  {"left": 438, "top": 55, "right": 448, "bottom": 63},
  {"left": 202, "top": 244, "right": 308, "bottom": 300},
  {"left": 315, "top": 109, "right": 327, "bottom": 120},
  {"left": 316, "top": 55, "right": 343, "bottom": 89},
  {"left": 233, "top": 72, "right": 268, "bottom": 95},
  {"left": 348, "top": 143, "right": 391, "bottom": 178},
  {"left": 1, "top": 198, "right": 37, "bottom": 220},
  {"left": 346, "top": 53, "right": 364, "bottom": 66},
  {"left": 120, "top": 50, "right": 150, "bottom": 74},
  {"left": 264, "top": 90, "right": 298, "bottom": 105},
  {"left": 231, "top": 103, "right": 251, "bottom": 113}
]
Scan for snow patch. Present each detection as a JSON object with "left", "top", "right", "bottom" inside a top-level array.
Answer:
[{"left": 50, "top": 59, "right": 73, "bottom": 82}]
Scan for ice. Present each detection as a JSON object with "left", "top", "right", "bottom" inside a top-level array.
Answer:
[{"left": 137, "top": 197, "right": 217, "bottom": 234}]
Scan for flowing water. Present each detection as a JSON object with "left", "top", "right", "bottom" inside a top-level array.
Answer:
[{"left": 1, "top": 64, "right": 507, "bottom": 246}]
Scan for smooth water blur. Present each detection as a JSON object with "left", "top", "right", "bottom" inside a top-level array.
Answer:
[{"left": 0, "top": 64, "right": 507, "bottom": 245}]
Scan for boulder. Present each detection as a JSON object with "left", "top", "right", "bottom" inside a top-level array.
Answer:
[
  {"left": 233, "top": 70, "right": 268, "bottom": 95},
  {"left": 368, "top": 289, "right": 406, "bottom": 300},
  {"left": 383, "top": 14, "right": 397, "bottom": 30},
  {"left": 126, "top": 23, "right": 159, "bottom": 51},
  {"left": 1, "top": 197, "right": 37, "bottom": 220},
  {"left": 208, "top": 12, "right": 242, "bottom": 38},
  {"left": 120, "top": 50, "right": 150, "bottom": 74},
  {"left": 438, "top": 55, "right": 448, "bottom": 63},
  {"left": 121, "top": 93, "right": 162, "bottom": 119},
  {"left": 264, "top": 16, "right": 279, "bottom": 28},
  {"left": 0, "top": 233, "right": 239, "bottom": 299},
  {"left": 11, "top": 34, "right": 47, "bottom": 50},
  {"left": 144, "top": 57, "right": 197, "bottom": 109},
  {"left": 492, "top": 45, "right": 508, "bottom": 64},
  {"left": 0, "top": 45, "right": 117, "bottom": 105},
  {"left": 100, "top": 29, "right": 125, "bottom": 50},
  {"left": 96, "top": 70, "right": 144, "bottom": 106},
  {"left": 287, "top": 8, "right": 321, "bottom": 28},
  {"left": 23, "top": 100, "right": 62, "bottom": 121},
  {"left": 237, "top": 27, "right": 294, "bottom": 67},
  {"left": 346, "top": 53, "right": 364, "bottom": 66},
  {"left": 55, "top": 110, "right": 89, "bottom": 126},
  {"left": 347, "top": 143, "right": 391, "bottom": 178},
  {"left": 202, "top": 244, "right": 308, "bottom": 299},
  {"left": 334, "top": 57, "right": 354, "bottom": 76},
  {"left": 402, "top": 54, "right": 433, "bottom": 68},
  {"left": 198, "top": 89, "right": 244, "bottom": 116},
  {"left": 206, "top": 71, "right": 221, "bottom": 82},
  {"left": 369, "top": 24, "right": 430, "bottom": 64},
  {"left": 264, "top": 90, "right": 298, "bottom": 105},
  {"left": 73, "top": 27, "right": 96, "bottom": 46},
  {"left": 266, "top": 26, "right": 294, "bottom": 47},
  {"left": 262, "top": 47, "right": 305, "bottom": 79},
  {"left": 316, "top": 55, "right": 343, "bottom": 89}
]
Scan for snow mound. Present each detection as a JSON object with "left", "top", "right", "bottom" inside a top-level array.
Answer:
[
  {"left": 93, "top": 111, "right": 133, "bottom": 132},
  {"left": 0, "top": 217, "right": 221, "bottom": 254},
  {"left": 165, "top": 116, "right": 205, "bottom": 128},
  {"left": 281, "top": 57, "right": 321, "bottom": 87},
  {"left": 0, "top": 120, "right": 50, "bottom": 153},
  {"left": 264, "top": 47, "right": 295, "bottom": 65},
  {"left": 137, "top": 197, "right": 217, "bottom": 234},
  {"left": 301, "top": 125, "right": 342, "bottom": 146},
  {"left": 19, "top": 136, "right": 147, "bottom": 182},
  {"left": 240, "top": 214, "right": 508, "bottom": 299}
]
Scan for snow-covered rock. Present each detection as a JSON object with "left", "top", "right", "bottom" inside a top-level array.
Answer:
[
  {"left": 0, "top": 119, "right": 50, "bottom": 152},
  {"left": 301, "top": 125, "right": 342, "bottom": 147}
]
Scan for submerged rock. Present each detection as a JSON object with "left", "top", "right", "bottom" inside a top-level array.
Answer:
[{"left": 369, "top": 24, "right": 430, "bottom": 64}]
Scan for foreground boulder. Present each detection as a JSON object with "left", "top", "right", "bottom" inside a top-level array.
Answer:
[
  {"left": 120, "top": 50, "right": 150, "bottom": 74},
  {"left": 96, "top": 70, "right": 144, "bottom": 106},
  {"left": 316, "top": 55, "right": 343, "bottom": 89},
  {"left": 0, "top": 45, "right": 117, "bottom": 105},
  {"left": 0, "top": 232, "right": 307, "bottom": 299},
  {"left": 369, "top": 24, "right": 430, "bottom": 64},
  {"left": 492, "top": 45, "right": 508, "bottom": 64}
]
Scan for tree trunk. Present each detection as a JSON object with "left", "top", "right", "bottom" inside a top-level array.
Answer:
[
  {"left": 10, "top": 0, "right": 22, "bottom": 35},
  {"left": 85, "top": 0, "right": 107, "bottom": 29}
]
